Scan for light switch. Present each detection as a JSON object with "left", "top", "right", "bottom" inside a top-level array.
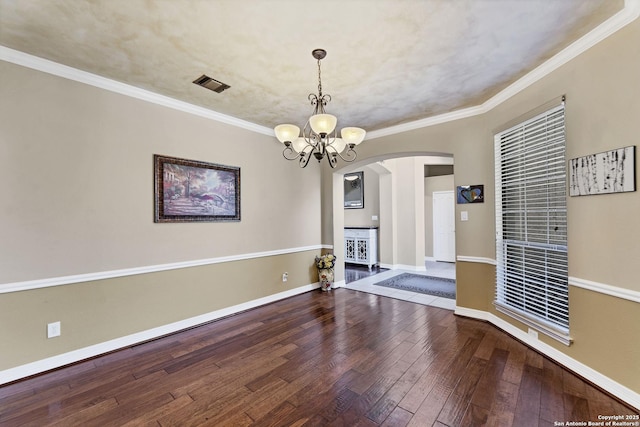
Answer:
[
  {"left": 461, "top": 211, "right": 469, "bottom": 221},
  {"left": 372, "top": 215, "right": 378, "bottom": 221}
]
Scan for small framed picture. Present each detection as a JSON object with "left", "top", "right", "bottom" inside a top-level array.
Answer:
[
  {"left": 344, "top": 171, "right": 364, "bottom": 209},
  {"left": 457, "top": 185, "right": 484, "bottom": 204}
]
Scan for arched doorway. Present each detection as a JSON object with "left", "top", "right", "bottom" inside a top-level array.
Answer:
[{"left": 331, "top": 152, "right": 455, "bottom": 290}]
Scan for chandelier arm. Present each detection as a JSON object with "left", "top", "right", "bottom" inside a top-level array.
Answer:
[
  {"left": 309, "top": 94, "right": 331, "bottom": 115},
  {"left": 325, "top": 152, "right": 338, "bottom": 168},
  {"left": 320, "top": 94, "right": 331, "bottom": 107},
  {"left": 301, "top": 123, "right": 324, "bottom": 147},
  {"left": 282, "top": 145, "right": 301, "bottom": 161},
  {"left": 283, "top": 137, "right": 319, "bottom": 162},
  {"left": 283, "top": 137, "right": 309, "bottom": 157},
  {"left": 325, "top": 143, "right": 357, "bottom": 163},
  {"left": 299, "top": 150, "right": 313, "bottom": 168},
  {"left": 338, "top": 146, "right": 358, "bottom": 162}
]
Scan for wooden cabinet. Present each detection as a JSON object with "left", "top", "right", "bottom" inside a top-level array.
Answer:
[{"left": 344, "top": 227, "right": 378, "bottom": 270}]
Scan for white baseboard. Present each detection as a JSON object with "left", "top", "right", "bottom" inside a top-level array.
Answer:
[
  {"left": 455, "top": 306, "right": 491, "bottom": 321},
  {"left": 0, "top": 282, "right": 321, "bottom": 385},
  {"left": 454, "top": 306, "right": 640, "bottom": 410},
  {"left": 332, "top": 280, "right": 346, "bottom": 289},
  {"left": 424, "top": 256, "right": 436, "bottom": 262}
]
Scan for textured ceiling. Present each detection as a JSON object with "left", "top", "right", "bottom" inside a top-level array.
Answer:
[{"left": 0, "top": 0, "right": 625, "bottom": 133}]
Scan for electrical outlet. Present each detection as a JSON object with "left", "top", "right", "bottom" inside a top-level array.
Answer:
[
  {"left": 282, "top": 272, "right": 288, "bottom": 282},
  {"left": 47, "top": 321, "right": 61, "bottom": 338},
  {"left": 528, "top": 328, "right": 538, "bottom": 340},
  {"left": 372, "top": 215, "right": 378, "bottom": 221}
]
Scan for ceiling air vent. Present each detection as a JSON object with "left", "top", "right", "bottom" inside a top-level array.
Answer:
[{"left": 193, "top": 74, "right": 230, "bottom": 93}]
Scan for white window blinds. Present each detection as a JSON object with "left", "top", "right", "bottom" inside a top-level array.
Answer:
[{"left": 494, "top": 102, "right": 570, "bottom": 344}]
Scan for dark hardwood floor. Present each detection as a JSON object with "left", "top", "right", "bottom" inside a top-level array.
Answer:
[
  {"left": 1, "top": 289, "right": 636, "bottom": 426},
  {"left": 345, "top": 264, "right": 387, "bottom": 284}
]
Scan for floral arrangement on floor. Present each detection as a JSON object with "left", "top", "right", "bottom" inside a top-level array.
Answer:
[{"left": 315, "top": 254, "right": 336, "bottom": 292}]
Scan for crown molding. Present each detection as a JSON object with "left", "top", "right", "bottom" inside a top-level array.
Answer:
[
  {"left": 1, "top": 0, "right": 638, "bottom": 140},
  {"left": 367, "top": 0, "right": 640, "bottom": 140},
  {"left": 0, "top": 46, "right": 274, "bottom": 137},
  {"left": 481, "top": 0, "right": 640, "bottom": 112},
  {"left": 366, "top": 105, "right": 485, "bottom": 140}
]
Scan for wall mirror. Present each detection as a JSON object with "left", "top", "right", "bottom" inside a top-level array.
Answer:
[{"left": 344, "top": 171, "right": 364, "bottom": 209}]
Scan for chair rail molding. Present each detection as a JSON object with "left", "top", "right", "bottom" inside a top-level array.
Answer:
[
  {"left": 569, "top": 276, "right": 640, "bottom": 304},
  {"left": 456, "top": 256, "right": 497, "bottom": 265},
  {"left": 0, "top": 245, "right": 325, "bottom": 294}
]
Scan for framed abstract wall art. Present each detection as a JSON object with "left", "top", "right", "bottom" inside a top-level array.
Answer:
[
  {"left": 154, "top": 155, "right": 240, "bottom": 222},
  {"left": 569, "top": 146, "right": 635, "bottom": 196},
  {"left": 457, "top": 185, "right": 484, "bottom": 204}
]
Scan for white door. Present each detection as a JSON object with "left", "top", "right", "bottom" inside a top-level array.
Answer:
[{"left": 433, "top": 191, "right": 456, "bottom": 262}]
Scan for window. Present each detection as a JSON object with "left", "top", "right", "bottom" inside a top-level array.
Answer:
[{"left": 494, "top": 101, "right": 570, "bottom": 345}]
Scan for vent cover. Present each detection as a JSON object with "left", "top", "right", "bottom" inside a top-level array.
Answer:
[{"left": 193, "top": 75, "right": 230, "bottom": 93}]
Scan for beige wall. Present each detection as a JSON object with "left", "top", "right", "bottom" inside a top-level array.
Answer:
[
  {"left": 344, "top": 165, "right": 380, "bottom": 227},
  {"left": 0, "top": 61, "right": 321, "bottom": 283},
  {"left": 393, "top": 158, "right": 423, "bottom": 267},
  {"left": 0, "top": 250, "right": 318, "bottom": 369},
  {"left": 0, "top": 61, "right": 322, "bottom": 371},
  {"left": 322, "top": 17, "right": 640, "bottom": 394}
]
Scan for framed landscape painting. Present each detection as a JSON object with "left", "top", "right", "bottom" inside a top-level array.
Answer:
[{"left": 154, "top": 155, "right": 240, "bottom": 222}]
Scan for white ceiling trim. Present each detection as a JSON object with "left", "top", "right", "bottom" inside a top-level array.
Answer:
[
  {"left": 366, "top": 0, "right": 640, "bottom": 140},
  {"left": 482, "top": 0, "right": 640, "bottom": 112},
  {"left": 1, "top": 0, "right": 638, "bottom": 141},
  {"left": 0, "top": 45, "right": 274, "bottom": 137}
]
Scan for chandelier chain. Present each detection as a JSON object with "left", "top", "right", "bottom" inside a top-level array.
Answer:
[{"left": 317, "top": 58, "right": 323, "bottom": 97}]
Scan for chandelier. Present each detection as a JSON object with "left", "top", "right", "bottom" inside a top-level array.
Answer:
[{"left": 274, "top": 49, "right": 366, "bottom": 168}]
